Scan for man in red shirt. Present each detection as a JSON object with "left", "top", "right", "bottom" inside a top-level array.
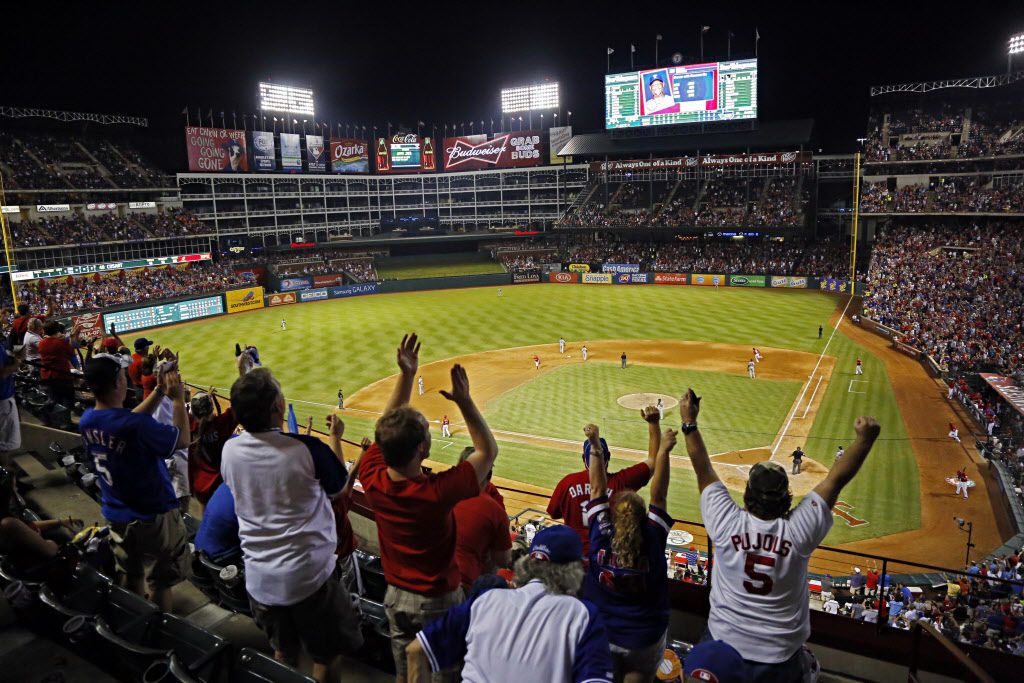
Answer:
[
  {"left": 547, "top": 406, "right": 659, "bottom": 553},
  {"left": 453, "top": 447, "right": 511, "bottom": 590},
  {"left": 357, "top": 333, "right": 497, "bottom": 683},
  {"left": 38, "top": 320, "right": 78, "bottom": 407},
  {"left": 187, "top": 388, "right": 239, "bottom": 510},
  {"left": 128, "top": 337, "right": 154, "bottom": 387},
  {"left": 11, "top": 297, "right": 54, "bottom": 345}
]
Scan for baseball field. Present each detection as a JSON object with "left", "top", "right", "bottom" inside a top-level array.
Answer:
[{"left": 125, "top": 283, "right": 1011, "bottom": 567}]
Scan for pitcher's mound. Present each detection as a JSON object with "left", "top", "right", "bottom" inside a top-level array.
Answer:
[{"left": 617, "top": 393, "right": 679, "bottom": 410}]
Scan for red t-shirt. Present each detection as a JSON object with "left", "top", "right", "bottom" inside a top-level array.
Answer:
[
  {"left": 484, "top": 481, "right": 505, "bottom": 510},
  {"left": 37, "top": 336, "right": 73, "bottom": 382},
  {"left": 141, "top": 373, "right": 157, "bottom": 399},
  {"left": 332, "top": 493, "right": 356, "bottom": 559},
  {"left": 187, "top": 408, "right": 239, "bottom": 506},
  {"left": 360, "top": 443, "right": 479, "bottom": 595},
  {"left": 546, "top": 462, "right": 652, "bottom": 553},
  {"left": 128, "top": 352, "right": 145, "bottom": 386},
  {"left": 866, "top": 570, "right": 880, "bottom": 590},
  {"left": 453, "top": 493, "right": 512, "bottom": 589}
]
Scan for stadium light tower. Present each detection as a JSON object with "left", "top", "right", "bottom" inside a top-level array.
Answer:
[
  {"left": 501, "top": 82, "right": 559, "bottom": 129},
  {"left": 259, "top": 82, "right": 315, "bottom": 118},
  {"left": 1010, "top": 33, "right": 1024, "bottom": 74}
]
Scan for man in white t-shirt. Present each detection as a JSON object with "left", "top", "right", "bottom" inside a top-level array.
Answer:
[
  {"left": 23, "top": 318, "right": 44, "bottom": 364},
  {"left": 823, "top": 597, "right": 840, "bottom": 615},
  {"left": 677, "top": 388, "right": 880, "bottom": 680},
  {"left": 221, "top": 368, "right": 362, "bottom": 683}
]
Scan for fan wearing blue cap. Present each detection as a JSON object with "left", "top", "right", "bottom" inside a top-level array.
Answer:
[
  {"left": 678, "top": 388, "right": 882, "bottom": 680},
  {"left": 684, "top": 640, "right": 744, "bottom": 683},
  {"left": 582, "top": 411, "right": 678, "bottom": 682},
  {"left": 407, "top": 524, "right": 614, "bottom": 683},
  {"left": 547, "top": 412, "right": 657, "bottom": 555}
]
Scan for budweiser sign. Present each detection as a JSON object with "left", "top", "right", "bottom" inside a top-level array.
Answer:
[{"left": 443, "top": 132, "right": 544, "bottom": 171}]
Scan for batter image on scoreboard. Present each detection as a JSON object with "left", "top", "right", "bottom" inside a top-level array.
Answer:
[{"left": 641, "top": 69, "right": 676, "bottom": 114}]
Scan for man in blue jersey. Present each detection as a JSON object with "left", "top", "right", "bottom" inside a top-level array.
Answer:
[
  {"left": 79, "top": 353, "right": 192, "bottom": 611},
  {"left": 0, "top": 336, "right": 26, "bottom": 456},
  {"left": 406, "top": 524, "right": 613, "bottom": 683}
]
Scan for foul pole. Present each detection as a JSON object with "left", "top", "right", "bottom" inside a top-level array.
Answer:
[
  {"left": 0, "top": 173, "right": 17, "bottom": 309},
  {"left": 850, "top": 152, "right": 860, "bottom": 285}
]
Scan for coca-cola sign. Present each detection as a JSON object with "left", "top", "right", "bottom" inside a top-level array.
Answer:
[{"left": 443, "top": 131, "right": 545, "bottom": 171}]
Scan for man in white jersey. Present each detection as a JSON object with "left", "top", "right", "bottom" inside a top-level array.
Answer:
[
  {"left": 559, "top": 337, "right": 565, "bottom": 354},
  {"left": 677, "top": 388, "right": 880, "bottom": 680}
]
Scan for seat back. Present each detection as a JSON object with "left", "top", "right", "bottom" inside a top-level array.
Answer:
[
  {"left": 231, "top": 648, "right": 317, "bottom": 683},
  {"left": 147, "top": 613, "right": 229, "bottom": 681}
]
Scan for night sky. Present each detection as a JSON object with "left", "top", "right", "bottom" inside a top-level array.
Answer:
[{"left": 3, "top": 1, "right": 1022, "bottom": 166}]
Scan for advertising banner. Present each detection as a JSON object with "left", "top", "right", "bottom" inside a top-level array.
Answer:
[
  {"left": 280, "top": 133, "right": 302, "bottom": 172},
  {"left": 593, "top": 152, "right": 808, "bottom": 173},
  {"left": 582, "top": 273, "right": 613, "bottom": 284},
  {"left": 549, "top": 126, "right": 573, "bottom": 164},
  {"left": 225, "top": 287, "right": 264, "bottom": 314},
  {"left": 549, "top": 272, "right": 578, "bottom": 284},
  {"left": 266, "top": 292, "right": 297, "bottom": 307},
  {"left": 818, "top": 278, "right": 850, "bottom": 293},
  {"left": 330, "top": 139, "right": 369, "bottom": 173},
  {"left": 568, "top": 263, "right": 591, "bottom": 273},
  {"left": 329, "top": 283, "right": 378, "bottom": 298},
  {"left": 306, "top": 134, "right": 326, "bottom": 173},
  {"left": 376, "top": 134, "right": 436, "bottom": 173},
  {"left": 771, "top": 276, "right": 808, "bottom": 288},
  {"left": 278, "top": 276, "right": 313, "bottom": 292},
  {"left": 980, "top": 374, "right": 1024, "bottom": 418},
  {"left": 729, "top": 274, "right": 766, "bottom": 287},
  {"left": 614, "top": 273, "right": 651, "bottom": 284},
  {"left": 36, "top": 204, "right": 71, "bottom": 213},
  {"left": 184, "top": 127, "right": 248, "bottom": 172},
  {"left": 1, "top": 206, "right": 19, "bottom": 214},
  {"left": 85, "top": 203, "right": 116, "bottom": 210},
  {"left": 252, "top": 131, "right": 276, "bottom": 172},
  {"left": 128, "top": 201, "right": 157, "bottom": 209},
  {"left": 299, "top": 288, "right": 329, "bottom": 302},
  {"left": 442, "top": 131, "right": 544, "bottom": 171},
  {"left": 512, "top": 271, "right": 541, "bottom": 284},
  {"left": 691, "top": 273, "right": 725, "bottom": 287},
  {"left": 654, "top": 273, "right": 688, "bottom": 285},
  {"left": 313, "top": 274, "right": 345, "bottom": 287},
  {"left": 71, "top": 312, "right": 105, "bottom": 340},
  {"left": 602, "top": 263, "right": 641, "bottom": 274}
]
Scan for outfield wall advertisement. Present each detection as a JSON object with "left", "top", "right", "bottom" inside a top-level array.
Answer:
[
  {"left": 266, "top": 292, "right": 297, "bottom": 307},
  {"left": 819, "top": 278, "right": 851, "bottom": 293},
  {"left": 568, "top": 263, "right": 591, "bottom": 273},
  {"left": 226, "top": 287, "right": 264, "bottom": 314},
  {"left": 549, "top": 272, "right": 578, "bottom": 283},
  {"left": 614, "top": 273, "right": 651, "bottom": 284},
  {"left": 771, "top": 276, "right": 808, "bottom": 288},
  {"left": 184, "top": 127, "right": 248, "bottom": 172},
  {"left": 729, "top": 275, "right": 766, "bottom": 287},
  {"left": 313, "top": 274, "right": 345, "bottom": 287},
  {"left": 329, "top": 283, "right": 377, "bottom": 298},
  {"left": 653, "top": 273, "right": 688, "bottom": 285},
  {"left": 691, "top": 273, "right": 725, "bottom": 286},
  {"left": 299, "top": 288, "right": 329, "bottom": 301},
  {"left": 279, "top": 276, "right": 313, "bottom": 292},
  {"left": 582, "top": 273, "right": 613, "bottom": 284},
  {"left": 602, "top": 263, "right": 641, "bottom": 274},
  {"left": 512, "top": 271, "right": 541, "bottom": 284}
]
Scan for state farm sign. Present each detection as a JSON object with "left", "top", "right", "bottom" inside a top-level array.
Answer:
[{"left": 443, "top": 131, "right": 545, "bottom": 171}]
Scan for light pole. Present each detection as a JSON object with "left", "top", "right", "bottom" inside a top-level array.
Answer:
[
  {"left": 1009, "top": 33, "right": 1024, "bottom": 75},
  {"left": 954, "top": 517, "right": 975, "bottom": 567}
]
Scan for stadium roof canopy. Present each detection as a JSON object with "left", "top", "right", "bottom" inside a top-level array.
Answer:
[{"left": 555, "top": 119, "right": 814, "bottom": 158}]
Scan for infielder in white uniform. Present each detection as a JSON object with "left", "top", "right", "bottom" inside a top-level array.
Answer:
[
  {"left": 753, "top": 348, "right": 762, "bottom": 363},
  {"left": 582, "top": 345, "right": 588, "bottom": 361},
  {"left": 657, "top": 398, "right": 664, "bottom": 421},
  {"left": 559, "top": 337, "right": 565, "bottom": 354},
  {"left": 280, "top": 318, "right": 287, "bottom": 331},
  {"left": 679, "top": 389, "right": 881, "bottom": 679},
  {"left": 747, "top": 360, "right": 756, "bottom": 379},
  {"left": 418, "top": 376, "right": 425, "bottom": 396},
  {"left": 954, "top": 469, "right": 970, "bottom": 498}
]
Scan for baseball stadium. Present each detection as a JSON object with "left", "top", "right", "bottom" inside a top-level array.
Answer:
[{"left": 0, "top": 6, "right": 1023, "bottom": 683}]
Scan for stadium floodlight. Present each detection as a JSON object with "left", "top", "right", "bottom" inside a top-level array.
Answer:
[
  {"left": 259, "top": 82, "right": 315, "bottom": 117},
  {"left": 501, "top": 82, "right": 560, "bottom": 113},
  {"left": 1010, "top": 33, "right": 1024, "bottom": 54}
]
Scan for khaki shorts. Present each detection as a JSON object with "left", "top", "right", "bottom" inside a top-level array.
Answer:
[
  {"left": 109, "top": 509, "right": 190, "bottom": 591},
  {"left": 384, "top": 583, "right": 464, "bottom": 679},
  {"left": 249, "top": 566, "right": 363, "bottom": 664}
]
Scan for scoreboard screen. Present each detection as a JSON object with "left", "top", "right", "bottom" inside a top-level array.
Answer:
[
  {"left": 103, "top": 296, "right": 224, "bottom": 333},
  {"left": 605, "top": 58, "right": 757, "bottom": 129},
  {"left": 390, "top": 142, "right": 421, "bottom": 168}
]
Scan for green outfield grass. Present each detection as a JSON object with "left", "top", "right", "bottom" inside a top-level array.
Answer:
[
  {"left": 129, "top": 284, "right": 916, "bottom": 544},
  {"left": 375, "top": 253, "right": 505, "bottom": 279},
  {"left": 485, "top": 362, "right": 801, "bottom": 455}
]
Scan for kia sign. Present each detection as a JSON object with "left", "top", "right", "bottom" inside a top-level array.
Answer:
[
  {"left": 549, "top": 272, "right": 578, "bottom": 284},
  {"left": 443, "top": 132, "right": 545, "bottom": 171}
]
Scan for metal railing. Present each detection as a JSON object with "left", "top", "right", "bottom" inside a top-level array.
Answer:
[{"left": 908, "top": 620, "right": 995, "bottom": 683}]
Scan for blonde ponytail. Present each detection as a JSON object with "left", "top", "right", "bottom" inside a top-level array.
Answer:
[{"left": 611, "top": 490, "right": 646, "bottom": 569}]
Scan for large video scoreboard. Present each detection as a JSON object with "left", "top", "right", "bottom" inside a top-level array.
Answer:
[
  {"left": 605, "top": 58, "right": 757, "bottom": 129},
  {"left": 102, "top": 296, "right": 224, "bottom": 333}
]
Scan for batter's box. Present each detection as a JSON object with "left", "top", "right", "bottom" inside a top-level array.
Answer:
[{"left": 848, "top": 379, "right": 868, "bottom": 394}]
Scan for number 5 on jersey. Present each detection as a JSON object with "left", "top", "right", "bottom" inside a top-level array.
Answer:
[{"left": 743, "top": 553, "right": 776, "bottom": 595}]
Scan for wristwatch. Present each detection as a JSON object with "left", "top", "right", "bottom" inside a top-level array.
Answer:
[{"left": 680, "top": 422, "right": 698, "bottom": 435}]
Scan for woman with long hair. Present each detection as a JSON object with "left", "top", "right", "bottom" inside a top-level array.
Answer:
[{"left": 582, "top": 407, "right": 677, "bottom": 683}]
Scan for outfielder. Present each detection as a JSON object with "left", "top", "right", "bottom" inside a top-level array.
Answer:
[
  {"left": 559, "top": 337, "right": 565, "bottom": 354},
  {"left": 441, "top": 415, "right": 451, "bottom": 438},
  {"left": 753, "top": 347, "right": 762, "bottom": 363},
  {"left": 954, "top": 468, "right": 970, "bottom": 498},
  {"left": 533, "top": 354, "right": 540, "bottom": 370},
  {"left": 280, "top": 318, "right": 287, "bottom": 331},
  {"left": 337, "top": 389, "right": 344, "bottom": 410},
  {"left": 835, "top": 445, "right": 844, "bottom": 462},
  {"left": 418, "top": 375, "right": 425, "bottom": 396},
  {"left": 747, "top": 359, "right": 756, "bottom": 379},
  {"left": 948, "top": 422, "right": 960, "bottom": 442},
  {"left": 855, "top": 358, "right": 863, "bottom": 375},
  {"left": 582, "top": 345, "right": 588, "bottom": 362},
  {"left": 657, "top": 398, "right": 664, "bottom": 420}
]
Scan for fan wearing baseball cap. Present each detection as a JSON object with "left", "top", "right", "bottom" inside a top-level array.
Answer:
[
  {"left": 78, "top": 353, "right": 192, "bottom": 612},
  {"left": 678, "top": 388, "right": 880, "bottom": 680},
  {"left": 684, "top": 640, "right": 744, "bottom": 683},
  {"left": 407, "top": 524, "right": 613, "bottom": 683}
]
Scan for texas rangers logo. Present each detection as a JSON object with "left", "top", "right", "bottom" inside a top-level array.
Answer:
[{"left": 832, "top": 501, "right": 868, "bottom": 528}]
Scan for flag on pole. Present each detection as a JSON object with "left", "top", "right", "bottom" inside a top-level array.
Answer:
[
  {"left": 607, "top": 47, "right": 614, "bottom": 54},
  {"left": 702, "top": 25, "right": 711, "bottom": 33},
  {"left": 287, "top": 403, "right": 299, "bottom": 434},
  {"left": 630, "top": 44, "right": 635, "bottom": 69}
]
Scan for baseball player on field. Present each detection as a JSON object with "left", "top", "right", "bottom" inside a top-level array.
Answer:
[
  {"left": 280, "top": 318, "right": 287, "bottom": 331},
  {"left": 657, "top": 398, "right": 664, "bottom": 420},
  {"left": 747, "top": 359, "right": 756, "bottom": 379},
  {"left": 753, "top": 348, "right": 762, "bottom": 363},
  {"left": 948, "top": 422, "right": 960, "bottom": 442},
  {"left": 834, "top": 445, "right": 844, "bottom": 462},
  {"left": 441, "top": 415, "right": 451, "bottom": 438},
  {"left": 418, "top": 375, "right": 425, "bottom": 396},
  {"left": 582, "top": 345, "right": 588, "bottom": 362},
  {"left": 559, "top": 337, "right": 566, "bottom": 354},
  {"left": 533, "top": 355, "right": 540, "bottom": 370},
  {"left": 337, "top": 389, "right": 344, "bottom": 410},
  {"left": 954, "top": 468, "right": 970, "bottom": 498},
  {"left": 855, "top": 358, "right": 863, "bottom": 375}
]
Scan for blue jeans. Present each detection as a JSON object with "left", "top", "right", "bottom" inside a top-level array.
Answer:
[{"left": 699, "top": 628, "right": 804, "bottom": 682}]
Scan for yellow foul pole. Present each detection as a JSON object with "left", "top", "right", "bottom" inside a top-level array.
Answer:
[
  {"left": 0, "top": 173, "right": 18, "bottom": 310},
  {"left": 850, "top": 152, "right": 860, "bottom": 286}
]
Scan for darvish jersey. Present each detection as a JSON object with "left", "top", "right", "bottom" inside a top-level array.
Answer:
[
  {"left": 700, "top": 481, "right": 833, "bottom": 663},
  {"left": 547, "top": 463, "right": 651, "bottom": 554}
]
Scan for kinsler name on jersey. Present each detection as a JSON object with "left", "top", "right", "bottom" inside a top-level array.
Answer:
[{"left": 728, "top": 532, "right": 793, "bottom": 557}]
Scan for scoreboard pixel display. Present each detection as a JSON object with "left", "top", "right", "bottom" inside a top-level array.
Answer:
[
  {"left": 605, "top": 58, "right": 757, "bottom": 129},
  {"left": 103, "top": 296, "right": 224, "bottom": 333}
]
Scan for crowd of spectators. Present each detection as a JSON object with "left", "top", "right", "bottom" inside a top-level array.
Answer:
[
  {"left": 135, "top": 209, "right": 209, "bottom": 237},
  {"left": 338, "top": 258, "right": 377, "bottom": 282},
  {"left": 9, "top": 261, "right": 254, "bottom": 315},
  {"left": 864, "top": 221, "right": 1024, "bottom": 373},
  {"left": 860, "top": 177, "right": 1024, "bottom": 214},
  {"left": 8, "top": 209, "right": 208, "bottom": 248}
]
